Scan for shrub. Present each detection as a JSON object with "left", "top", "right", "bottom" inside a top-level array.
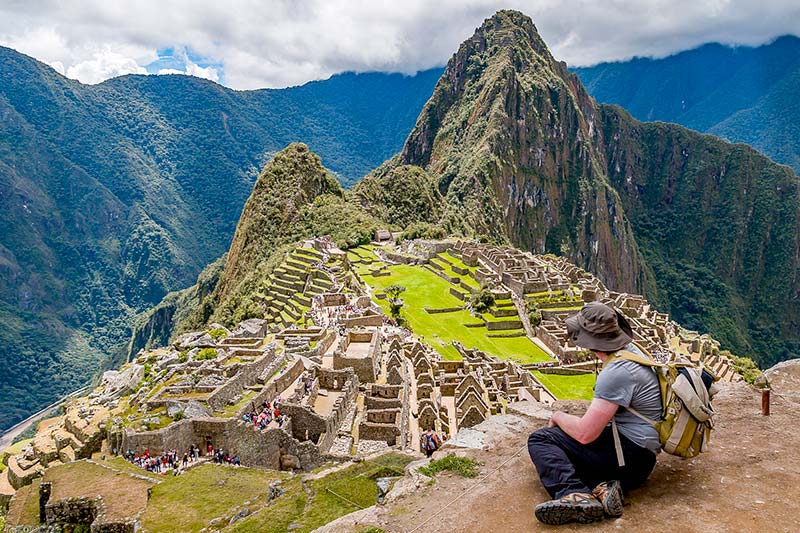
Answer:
[
  {"left": 196, "top": 348, "right": 219, "bottom": 361},
  {"left": 206, "top": 327, "right": 228, "bottom": 341},
  {"left": 399, "top": 222, "right": 447, "bottom": 242},
  {"left": 419, "top": 454, "right": 480, "bottom": 478},
  {"left": 173, "top": 411, "right": 184, "bottom": 421},
  {"left": 386, "top": 284, "right": 406, "bottom": 320},
  {"left": 727, "top": 352, "right": 761, "bottom": 385},
  {"left": 469, "top": 287, "right": 495, "bottom": 314}
]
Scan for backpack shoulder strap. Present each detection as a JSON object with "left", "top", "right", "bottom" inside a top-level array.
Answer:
[{"left": 614, "top": 349, "right": 665, "bottom": 368}]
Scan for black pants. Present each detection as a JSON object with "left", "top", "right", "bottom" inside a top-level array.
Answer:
[{"left": 528, "top": 426, "right": 657, "bottom": 499}]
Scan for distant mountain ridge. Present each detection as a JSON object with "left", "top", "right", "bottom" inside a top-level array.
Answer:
[
  {"left": 0, "top": 48, "right": 440, "bottom": 430},
  {"left": 575, "top": 35, "right": 800, "bottom": 172}
]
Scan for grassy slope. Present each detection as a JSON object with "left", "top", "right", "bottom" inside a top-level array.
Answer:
[
  {"left": 532, "top": 371, "right": 597, "bottom": 401},
  {"left": 141, "top": 464, "right": 284, "bottom": 532},
  {"left": 358, "top": 256, "right": 550, "bottom": 364},
  {"left": 230, "top": 453, "right": 413, "bottom": 533}
]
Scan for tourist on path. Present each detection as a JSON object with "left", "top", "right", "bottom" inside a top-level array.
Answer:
[
  {"left": 421, "top": 428, "right": 441, "bottom": 459},
  {"left": 527, "top": 302, "right": 662, "bottom": 525}
]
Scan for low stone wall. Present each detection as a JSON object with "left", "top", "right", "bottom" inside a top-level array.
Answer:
[
  {"left": 365, "top": 396, "right": 401, "bottom": 410},
  {"left": 536, "top": 367, "right": 596, "bottom": 376},
  {"left": 322, "top": 293, "right": 347, "bottom": 306},
  {"left": 449, "top": 287, "right": 469, "bottom": 301},
  {"left": 341, "top": 315, "right": 383, "bottom": 328},
  {"left": 358, "top": 423, "right": 400, "bottom": 445},
  {"left": 486, "top": 331, "right": 526, "bottom": 338},
  {"left": 313, "top": 332, "right": 337, "bottom": 357},
  {"left": 486, "top": 319, "right": 523, "bottom": 331},
  {"left": 424, "top": 307, "right": 463, "bottom": 314},
  {"left": 45, "top": 495, "right": 101, "bottom": 527},
  {"left": 382, "top": 251, "right": 420, "bottom": 265}
]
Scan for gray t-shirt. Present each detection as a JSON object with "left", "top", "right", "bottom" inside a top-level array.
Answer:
[{"left": 594, "top": 344, "right": 662, "bottom": 453}]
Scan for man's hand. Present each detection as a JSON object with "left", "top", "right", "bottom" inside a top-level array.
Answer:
[{"left": 546, "top": 399, "right": 619, "bottom": 444}]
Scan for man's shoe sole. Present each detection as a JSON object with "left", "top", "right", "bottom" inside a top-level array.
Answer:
[
  {"left": 601, "top": 480, "right": 624, "bottom": 517},
  {"left": 534, "top": 500, "right": 604, "bottom": 525}
]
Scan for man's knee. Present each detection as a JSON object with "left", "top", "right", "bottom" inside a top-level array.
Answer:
[{"left": 528, "top": 427, "right": 565, "bottom": 458}]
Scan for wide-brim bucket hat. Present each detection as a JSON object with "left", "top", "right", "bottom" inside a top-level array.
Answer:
[{"left": 565, "top": 301, "right": 633, "bottom": 352}]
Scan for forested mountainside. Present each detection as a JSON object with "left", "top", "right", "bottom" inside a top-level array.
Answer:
[
  {"left": 0, "top": 48, "right": 439, "bottom": 430},
  {"left": 575, "top": 36, "right": 800, "bottom": 173}
]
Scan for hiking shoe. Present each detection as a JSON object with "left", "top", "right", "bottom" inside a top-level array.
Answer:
[
  {"left": 592, "top": 480, "right": 624, "bottom": 517},
  {"left": 534, "top": 492, "right": 604, "bottom": 525}
]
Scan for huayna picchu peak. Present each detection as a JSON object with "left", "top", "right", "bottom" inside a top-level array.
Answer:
[{"left": 1, "top": 7, "right": 799, "bottom": 533}]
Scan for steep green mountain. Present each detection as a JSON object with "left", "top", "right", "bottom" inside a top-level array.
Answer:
[
  {"left": 364, "top": 10, "right": 648, "bottom": 293},
  {"left": 0, "top": 48, "right": 439, "bottom": 430},
  {"left": 574, "top": 36, "right": 800, "bottom": 173},
  {"left": 363, "top": 11, "right": 800, "bottom": 366},
  {"left": 128, "top": 142, "right": 382, "bottom": 350}
]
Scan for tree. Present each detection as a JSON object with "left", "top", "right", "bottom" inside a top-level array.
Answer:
[
  {"left": 469, "top": 286, "right": 495, "bottom": 314},
  {"left": 386, "top": 284, "right": 407, "bottom": 321}
]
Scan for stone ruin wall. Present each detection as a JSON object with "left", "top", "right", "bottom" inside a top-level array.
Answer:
[
  {"left": 38, "top": 483, "right": 136, "bottom": 533},
  {"left": 242, "top": 356, "right": 305, "bottom": 418},
  {"left": 359, "top": 381, "right": 409, "bottom": 447},
  {"left": 281, "top": 369, "right": 358, "bottom": 452},
  {"left": 206, "top": 347, "right": 277, "bottom": 411},
  {"left": 119, "top": 415, "right": 324, "bottom": 472}
]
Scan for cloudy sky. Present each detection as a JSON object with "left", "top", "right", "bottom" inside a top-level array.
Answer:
[{"left": 1, "top": 0, "right": 798, "bottom": 90}]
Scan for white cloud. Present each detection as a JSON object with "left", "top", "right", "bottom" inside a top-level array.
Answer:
[
  {"left": 0, "top": 1, "right": 798, "bottom": 89},
  {"left": 157, "top": 68, "right": 185, "bottom": 75},
  {"left": 185, "top": 62, "right": 219, "bottom": 82},
  {"left": 65, "top": 49, "right": 148, "bottom": 84}
]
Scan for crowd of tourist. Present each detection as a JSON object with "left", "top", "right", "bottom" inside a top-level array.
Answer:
[
  {"left": 124, "top": 443, "right": 243, "bottom": 474},
  {"left": 242, "top": 399, "right": 288, "bottom": 430}
]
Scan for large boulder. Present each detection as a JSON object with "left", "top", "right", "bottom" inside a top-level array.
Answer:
[
  {"left": 174, "top": 331, "right": 216, "bottom": 349},
  {"left": 763, "top": 359, "right": 800, "bottom": 405},
  {"left": 99, "top": 364, "right": 145, "bottom": 401},
  {"left": 165, "top": 399, "right": 211, "bottom": 419},
  {"left": 184, "top": 400, "right": 211, "bottom": 419},
  {"left": 232, "top": 318, "right": 268, "bottom": 338}
]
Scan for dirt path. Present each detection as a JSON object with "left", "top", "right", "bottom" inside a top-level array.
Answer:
[{"left": 325, "top": 380, "right": 800, "bottom": 533}]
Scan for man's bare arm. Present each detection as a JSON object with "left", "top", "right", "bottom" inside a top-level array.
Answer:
[{"left": 549, "top": 398, "right": 618, "bottom": 444}]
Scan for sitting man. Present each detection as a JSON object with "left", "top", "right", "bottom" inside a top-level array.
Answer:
[{"left": 528, "top": 301, "right": 662, "bottom": 525}]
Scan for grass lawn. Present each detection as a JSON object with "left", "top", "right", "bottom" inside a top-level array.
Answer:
[
  {"left": 45, "top": 460, "right": 154, "bottom": 521},
  {"left": 90, "top": 454, "right": 163, "bottom": 482},
  {"left": 231, "top": 453, "right": 413, "bottom": 533},
  {"left": 141, "top": 464, "right": 285, "bottom": 532},
  {"left": 531, "top": 371, "right": 597, "bottom": 401},
  {"left": 360, "top": 262, "right": 551, "bottom": 363},
  {"left": 438, "top": 252, "right": 476, "bottom": 273},
  {"left": 429, "top": 258, "right": 481, "bottom": 290}
]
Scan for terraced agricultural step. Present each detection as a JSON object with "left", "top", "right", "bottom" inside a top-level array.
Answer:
[
  {"left": 273, "top": 278, "right": 305, "bottom": 292},
  {"left": 290, "top": 253, "right": 317, "bottom": 265},
  {"left": 7, "top": 456, "right": 43, "bottom": 490}
]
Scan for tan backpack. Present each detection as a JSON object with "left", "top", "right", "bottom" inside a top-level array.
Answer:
[{"left": 605, "top": 348, "right": 718, "bottom": 463}]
